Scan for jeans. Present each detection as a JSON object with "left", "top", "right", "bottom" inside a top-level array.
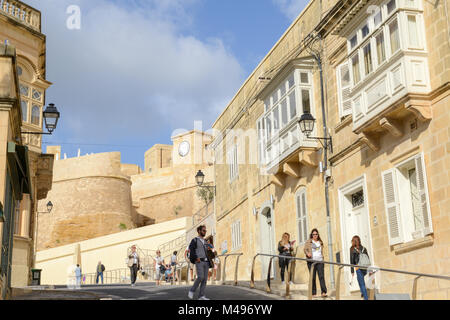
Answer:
[
  {"left": 130, "top": 264, "right": 138, "bottom": 284},
  {"left": 356, "top": 269, "right": 368, "bottom": 300},
  {"left": 279, "top": 256, "right": 290, "bottom": 282},
  {"left": 96, "top": 272, "right": 103, "bottom": 284},
  {"left": 190, "top": 261, "right": 209, "bottom": 297},
  {"left": 307, "top": 262, "right": 327, "bottom": 295}
]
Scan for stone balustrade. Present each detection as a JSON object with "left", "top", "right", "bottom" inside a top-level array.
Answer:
[{"left": 0, "top": 0, "right": 41, "bottom": 32}]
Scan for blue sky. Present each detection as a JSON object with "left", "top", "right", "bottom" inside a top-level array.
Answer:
[{"left": 25, "top": 0, "right": 309, "bottom": 169}]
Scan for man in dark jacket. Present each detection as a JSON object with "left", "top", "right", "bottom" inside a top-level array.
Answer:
[
  {"left": 187, "top": 225, "right": 212, "bottom": 300},
  {"left": 96, "top": 261, "right": 105, "bottom": 284}
]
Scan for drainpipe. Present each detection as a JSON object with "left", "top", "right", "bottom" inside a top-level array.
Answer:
[{"left": 312, "top": 39, "right": 335, "bottom": 289}]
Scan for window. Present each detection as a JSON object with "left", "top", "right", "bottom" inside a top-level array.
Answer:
[
  {"left": 374, "top": 10, "right": 383, "bottom": 27},
  {"left": 337, "top": 62, "right": 352, "bottom": 117},
  {"left": 20, "top": 84, "right": 29, "bottom": 96},
  {"left": 31, "top": 105, "right": 40, "bottom": 126},
  {"left": 361, "top": 24, "right": 370, "bottom": 39},
  {"left": 228, "top": 144, "right": 239, "bottom": 182},
  {"left": 301, "top": 89, "right": 311, "bottom": 113},
  {"left": 387, "top": 0, "right": 396, "bottom": 15},
  {"left": 231, "top": 220, "right": 242, "bottom": 251},
  {"left": 382, "top": 153, "right": 432, "bottom": 245},
  {"left": 257, "top": 117, "right": 266, "bottom": 166},
  {"left": 21, "top": 101, "right": 28, "bottom": 121},
  {"left": 289, "top": 91, "right": 297, "bottom": 119},
  {"left": 273, "top": 106, "right": 280, "bottom": 134},
  {"left": 407, "top": 15, "right": 419, "bottom": 48},
  {"left": 350, "top": 35, "right": 358, "bottom": 49},
  {"left": 300, "top": 72, "right": 309, "bottom": 84},
  {"left": 351, "top": 190, "right": 364, "bottom": 208},
  {"left": 363, "top": 43, "right": 373, "bottom": 75},
  {"left": 295, "top": 188, "right": 308, "bottom": 244},
  {"left": 281, "top": 99, "right": 288, "bottom": 126},
  {"left": 375, "top": 32, "right": 386, "bottom": 65},
  {"left": 17, "top": 66, "right": 23, "bottom": 76},
  {"left": 352, "top": 54, "right": 361, "bottom": 85},
  {"left": 389, "top": 18, "right": 400, "bottom": 54},
  {"left": 32, "top": 89, "right": 42, "bottom": 102}
]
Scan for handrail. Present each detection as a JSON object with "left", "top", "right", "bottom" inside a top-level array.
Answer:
[
  {"left": 217, "top": 253, "right": 243, "bottom": 286},
  {"left": 250, "top": 253, "right": 450, "bottom": 300}
]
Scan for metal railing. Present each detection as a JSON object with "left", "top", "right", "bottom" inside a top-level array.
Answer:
[
  {"left": 217, "top": 253, "right": 243, "bottom": 286},
  {"left": 247, "top": 253, "right": 450, "bottom": 300}
]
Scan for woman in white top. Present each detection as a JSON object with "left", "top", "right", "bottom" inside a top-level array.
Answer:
[
  {"left": 304, "top": 228, "right": 327, "bottom": 297},
  {"left": 154, "top": 250, "right": 165, "bottom": 286}
]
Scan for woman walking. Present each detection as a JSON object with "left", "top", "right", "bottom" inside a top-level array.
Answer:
[
  {"left": 350, "top": 235, "right": 371, "bottom": 300},
  {"left": 278, "top": 233, "right": 295, "bottom": 284},
  {"left": 304, "top": 229, "right": 327, "bottom": 297},
  {"left": 154, "top": 250, "right": 165, "bottom": 286}
]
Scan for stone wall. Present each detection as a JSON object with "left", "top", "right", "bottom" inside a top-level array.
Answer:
[{"left": 37, "top": 152, "right": 135, "bottom": 250}]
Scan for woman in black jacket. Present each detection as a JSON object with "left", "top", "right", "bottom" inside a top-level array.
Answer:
[
  {"left": 278, "top": 233, "right": 295, "bottom": 284},
  {"left": 350, "top": 235, "right": 370, "bottom": 300}
]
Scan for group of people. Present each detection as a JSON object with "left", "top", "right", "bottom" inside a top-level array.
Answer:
[
  {"left": 278, "top": 229, "right": 372, "bottom": 300},
  {"left": 126, "top": 226, "right": 372, "bottom": 301}
]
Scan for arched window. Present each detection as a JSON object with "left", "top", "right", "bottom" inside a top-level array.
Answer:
[
  {"left": 31, "top": 105, "right": 40, "bottom": 126},
  {"left": 21, "top": 101, "right": 28, "bottom": 121}
]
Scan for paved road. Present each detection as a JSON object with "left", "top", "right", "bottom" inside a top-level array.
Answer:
[{"left": 59, "top": 283, "right": 281, "bottom": 300}]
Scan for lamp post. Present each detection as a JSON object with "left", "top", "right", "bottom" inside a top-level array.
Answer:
[
  {"left": 22, "top": 103, "right": 61, "bottom": 135},
  {"left": 32, "top": 201, "right": 53, "bottom": 273},
  {"left": 299, "top": 111, "right": 333, "bottom": 153},
  {"left": 195, "top": 170, "right": 216, "bottom": 222}
]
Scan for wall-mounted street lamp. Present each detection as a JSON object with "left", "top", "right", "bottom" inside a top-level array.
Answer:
[
  {"left": 38, "top": 201, "right": 53, "bottom": 214},
  {"left": 22, "top": 103, "right": 61, "bottom": 135},
  {"left": 195, "top": 170, "right": 216, "bottom": 196},
  {"left": 299, "top": 111, "right": 333, "bottom": 153}
]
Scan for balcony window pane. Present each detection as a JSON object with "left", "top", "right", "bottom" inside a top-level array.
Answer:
[
  {"left": 389, "top": 19, "right": 400, "bottom": 54},
  {"left": 32, "top": 89, "right": 42, "bottom": 102},
  {"left": 301, "top": 90, "right": 311, "bottom": 114},
  {"left": 408, "top": 15, "right": 419, "bottom": 48},
  {"left": 288, "top": 74, "right": 295, "bottom": 88},
  {"left": 279, "top": 83, "right": 286, "bottom": 97},
  {"left": 20, "top": 84, "right": 29, "bottom": 97},
  {"left": 352, "top": 55, "right": 361, "bottom": 84},
  {"left": 300, "top": 73, "right": 309, "bottom": 84},
  {"left": 387, "top": 0, "right": 396, "bottom": 15},
  {"left": 361, "top": 25, "right": 369, "bottom": 39},
  {"left": 350, "top": 35, "right": 358, "bottom": 49},
  {"left": 376, "top": 32, "right": 386, "bottom": 65},
  {"left": 272, "top": 91, "right": 279, "bottom": 105},
  {"left": 363, "top": 44, "right": 373, "bottom": 75},
  {"left": 289, "top": 91, "right": 297, "bottom": 119},
  {"left": 21, "top": 101, "right": 28, "bottom": 121},
  {"left": 264, "top": 98, "right": 270, "bottom": 112},
  {"left": 374, "top": 11, "right": 382, "bottom": 26},
  {"left": 281, "top": 99, "right": 288, "bottom": 126},
  {"left": 31, "top": 105, "right": 40, "bottom": 126},
  {"left": 266, "top": 115, "right": 272, "bottom": 138},
  {"left": 273, "top": 106, "right": 280, "bottom": 133}
]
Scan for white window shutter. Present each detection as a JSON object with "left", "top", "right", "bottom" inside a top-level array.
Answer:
[
  {"left": 382, "top": 169, "right": 403, "bottom": 245},
  {"left": 337, "top": 63, "right": 352, "bottom": 117},
  {"left": 415, "top": 154, "right": 433, "bottom": 235},
  {"left": 301, "top": 191, "right": 308, "bottom": 243}
]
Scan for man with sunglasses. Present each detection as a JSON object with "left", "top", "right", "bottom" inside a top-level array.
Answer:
[{"left": 187, "top": 225, "right": 212, "bottom": 300}]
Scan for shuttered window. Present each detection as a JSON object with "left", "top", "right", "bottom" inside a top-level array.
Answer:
[
  {"left": 228, "top": 144, "right": 239, "bottom": 182},
  {"left": 295, "top": 188, "right": 308, "bottom": 244},
  {"left": 337, "top": 62, "right": 352, "bottom": 118},
  {"left": 381, "top": 153, "right": 432, "bottom": 245},
  {"left": 231, "top": 220, "right": 242, "bottom": 251}
]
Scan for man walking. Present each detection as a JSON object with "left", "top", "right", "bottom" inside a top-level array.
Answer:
[
  {"left": 96, "top": 261, "right": 105, "bottom": 284},
  {"left": 128, "top": 245, "right": 140, "bottom": 287},
  {"left": 188, "top": 225, "right": 212, "bottom": 300}
]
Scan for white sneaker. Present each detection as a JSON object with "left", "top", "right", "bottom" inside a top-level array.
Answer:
[
  {"left": 289, "top": 281, "right": 294, "bottom": 285},
  {"left": 198, "top": 296, "right": 210, "bottom": 300},
  {"left": 188, "top": 291, "right": 194, "bottom": 299},
  {"left": 281, "top": 281, "right": 285, "bottom": 285}
]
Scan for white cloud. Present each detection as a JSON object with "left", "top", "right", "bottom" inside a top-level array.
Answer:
[
  {"left": 272, "top": 0, "right": 309, "bottom": 21},
  {"left": 25, "top": 0, "right": 244, "bottom": 143}
]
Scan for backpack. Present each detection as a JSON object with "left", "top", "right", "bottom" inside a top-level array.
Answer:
[
  {"left": 101, "top": 265, "right": 105, "bottom": 272},
  {"left": 357, "top": 248, "right": 371, "bottom": 267}
]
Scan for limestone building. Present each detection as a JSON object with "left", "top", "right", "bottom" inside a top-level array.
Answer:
[
  {"left": 212, "top": 0, "right": 449, "bottom": 299},
  {"left": 0, "top": 0, "right": 55, "bottom": 297},
  {"left": 38, "top": 130, "right": 214, "bottom": 250}
]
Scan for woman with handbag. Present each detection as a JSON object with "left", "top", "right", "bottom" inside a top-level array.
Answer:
[
  {"left": 350, "top": 235, "right": 371, "bottom": 300},
  {"left": 278, "top": 233, "right": 295, "bottom": 285}
]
